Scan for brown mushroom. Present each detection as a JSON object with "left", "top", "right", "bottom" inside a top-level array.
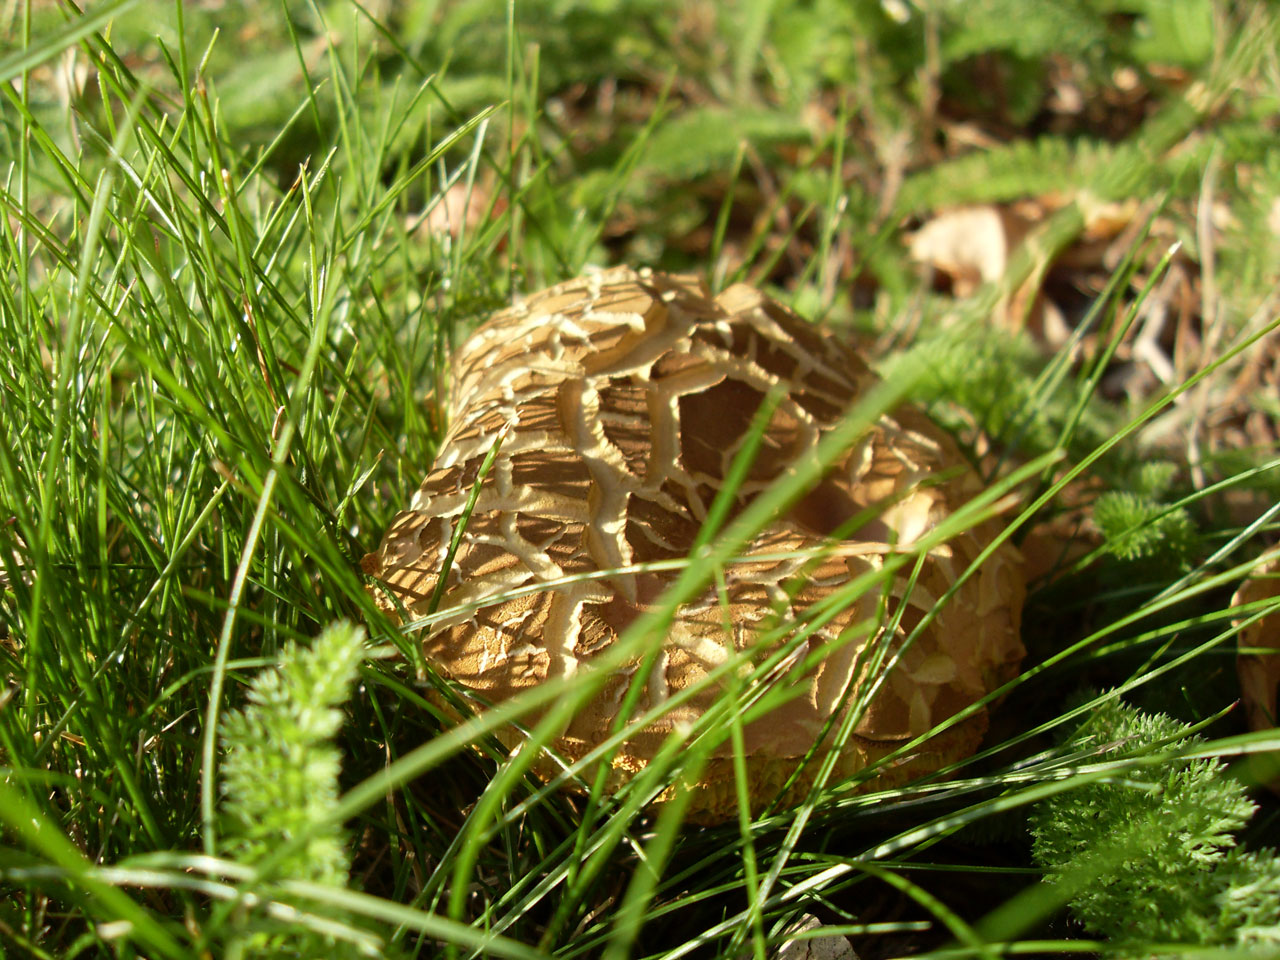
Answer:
[
  {"left": 362, "top": 266, "right": 1026, "bottom": 821},
  {"left": 1234, "top": 556, "right": 1280, "bottom": 792}
]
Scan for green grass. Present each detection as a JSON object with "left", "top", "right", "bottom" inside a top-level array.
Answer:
[{"left": 2, "top": 1, "right": 1280, "bottom": 957}]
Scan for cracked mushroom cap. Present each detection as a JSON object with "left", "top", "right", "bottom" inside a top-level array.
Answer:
[
  {"left": 1234, "top": 557, "right": 1280, "bottom": 792},
  {"left": 362, "top": 266, "right": 1026, "bottom": 821}
]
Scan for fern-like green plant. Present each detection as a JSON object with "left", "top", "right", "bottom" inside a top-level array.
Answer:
[
  {"left": 1090, "top": 457, "right": 1197, "bottom": 569},
  {"left": 1093, "top": 489, "right": 1196, "bottom": 569},
  {"left": 893, "top": 137, "right": 1151, "bottom": 218},
  {"left": 938, "top": 0, "right": 1106, "bottom": 64},
  {"left": 878, "top": 323, "right": 1104, "bottom": 463},
  {"left": 219, "top": 620, "right": 376, "bottom": 959},
  {"left": 1029, "top": 697, "right": 1280, "bottom": 950}
]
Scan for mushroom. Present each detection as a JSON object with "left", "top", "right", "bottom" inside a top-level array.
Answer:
[
  {"left": 1233, "top": 556, "right": 1280, "bottom": 792},
  {"left": 362, "top": 266, "right": 1026, "bottom": 821}
]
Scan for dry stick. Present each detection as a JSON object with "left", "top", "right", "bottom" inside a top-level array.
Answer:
[{"left": 1187, "top": 146, "right": 1222, "bottom": 490}]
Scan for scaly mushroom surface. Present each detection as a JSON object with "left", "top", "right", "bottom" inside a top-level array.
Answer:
[{"left": 362, "top": 266, "right": 1025, "bottom": 820}]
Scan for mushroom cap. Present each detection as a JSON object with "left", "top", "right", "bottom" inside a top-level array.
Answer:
[
  {"left": 363, "top": 267, "right": 1026, "bottom": 820},
  {"left": 1234, "top": 557, "right": 1280, "bottom": 792}
]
